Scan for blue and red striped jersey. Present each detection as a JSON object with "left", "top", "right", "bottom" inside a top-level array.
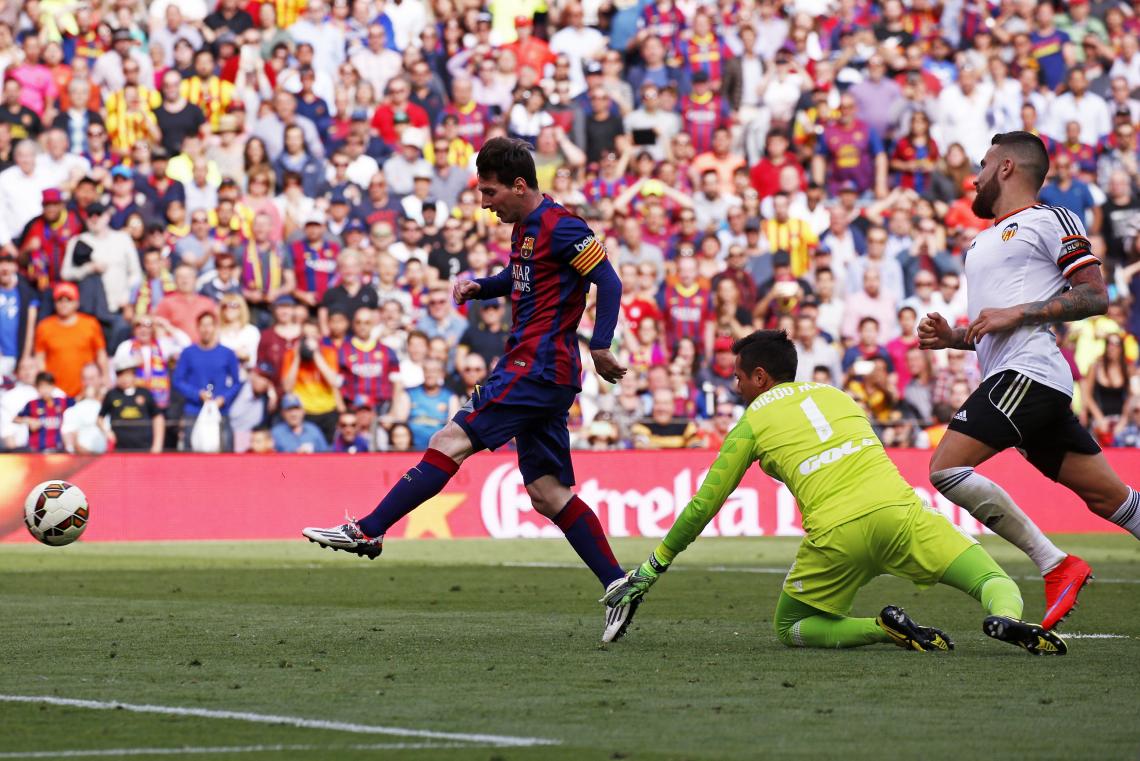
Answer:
[
  {"left": 584, "top": 175, "right": 633, "bottom": 206},
  {"left": 441, "top": 102, "right": 492, "bottom": 150},
  {"left": 681, "top": 93, "right": 730, "bottom": 154},
  {"left": 338, "top": 337, "right": 400, "bottom": 408},
  {"left": 660, "top": 282, "right": 712, "bottom": 354},
  {"left": 291, "top": 239, "right": 342, "bottom": 300},
  {"left": 18, "top": 396, "right": 74, "bottom": 452},
  {"left": 639, "top": 3, "right": 686, "bottom": 57},
  {"left": 681, "top": 33, "right": 731, "bottom": 84},
  {"left": 496, "top": 196, "right": 608, "bottom": 390}
]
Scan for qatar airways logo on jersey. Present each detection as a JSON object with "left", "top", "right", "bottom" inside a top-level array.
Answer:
[
  {"left": 307, "top": 258, "right": 338, "bottom": 273},
  {"left": 687, "top": 110, "right": 717, "bottom": 124},
  {"left": 512, "top": 263, "right": 532, "bottom": 293},
  {"left": 350, "top": 362, "right": 387, "bottom": 378},
  {"left": 479, "top": 463, "right": 803, "bottom": 538},
  {"left": 671, "top": 305, "right": 704, "bottom": 322}
]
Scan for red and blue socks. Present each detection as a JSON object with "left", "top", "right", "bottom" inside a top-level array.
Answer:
[
  {"left": 553, "top": 496, "right": 624, "bottom": 587},
  {"left": 357, "top": 448, "right": 459, "bottom": 538},
  {"left": 359, "top": 457, "right": 623, "bottom": 589}
]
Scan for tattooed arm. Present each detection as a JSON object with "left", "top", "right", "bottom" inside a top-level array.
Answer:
[
  {"left": 963, "top": 265, "right": 1109, "bottom": 344},
  {"left": 1020, "top": 265, "right": 1110, "bottom": 325}
]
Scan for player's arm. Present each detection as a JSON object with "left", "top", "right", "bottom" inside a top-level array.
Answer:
[
  {"left": 1015, "top": 264, "right": 1108, "bottom": 325},
  {"left": 559, "top": 218, "right": 628, "bottom": 383},
  {"left": 918, "top": 312, "right": 974, "bottom": 351},
  {"left": 602, "top": 421, "right": 757, "bottom": 608},
  {"left": 457, "top": 266, "right": 512, "bottom": 304},
  {"left": 585, "top": 257, "right": 627, "bottom": 383},
  {"left": 964, "top": 229, "right": 1107, "bottom": 343}
]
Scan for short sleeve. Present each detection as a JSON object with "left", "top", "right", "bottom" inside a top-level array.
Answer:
[
  {"left": 277, "top": 244, "right": 294, "bottom": 271},
  {"left": 1046, "top": 206, "right": 1097, "bottom": 278},
  {"left": 88, "top": 319, "right": 106, "bottom": 351},
  {"left": 551, "top": 215, "right": 608, "bottom": 276}
]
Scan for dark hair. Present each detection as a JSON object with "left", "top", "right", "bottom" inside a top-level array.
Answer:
[
  {"left": 388, "top": 422, "right": 413, "bottom": 449},
  {"left": 476, "top": 136, "right": 538, "bottom": 189},
  {"left": 732, "top": 330, "right": 797, "bottom": 383},
  {"left": 858, "top": 316, "right": 880, "bottom": 330},
  {"left": 990, "top": 131, "right": 1050, "bottom": 189},
  {"left": 34, "top": 371, "right": 54, "bottom": 385}
]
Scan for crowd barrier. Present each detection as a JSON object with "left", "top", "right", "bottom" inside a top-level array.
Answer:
[{"left": 1, "top": 450, "right": 1132, "bottom": 543}]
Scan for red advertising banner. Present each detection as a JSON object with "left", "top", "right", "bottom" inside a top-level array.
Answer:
[{"left": 0, "top": 450, "right": 1132, "bottom": 543}]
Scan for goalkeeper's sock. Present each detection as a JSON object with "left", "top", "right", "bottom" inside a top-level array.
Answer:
[
  {"left": 774, "top": 592, "right": 890, "bottom": 649},
  {"left": 1109, "top": 487, "right": 1140, "bottom": 539},
  {"left": 357, "top": 449, "right": 459, "bottom": 538},
  {"left": 939, "top": 544, "right": 1024, "bottom": 619},
  {"left": 932, "top": 466, "right": 1067, "bottom": 574},
  {"left": 552, "top": 496, "right": 624, "bottom": 587},
  {"left": 787, "top": 616, "right": 891, "bottom": 649}
]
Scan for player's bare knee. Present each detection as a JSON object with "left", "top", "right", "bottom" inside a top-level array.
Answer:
[
  {"left": 426, "top": 428, "right": 452, "bottom": 454},
  {"left": 428, "top": 424, "right": 473, "bottom": 464},
  {"left": 1065, "top": 476, "right": 1128, "bottom": 519},
  {"left": 1083, "top": 491, "right": 1121, "bottom": 519},
  {"left": 929, "top": 449, "right": 963, "bottom": 477},
  {"left": 524, "top": 483, "right": 558, "bottom": 518}
]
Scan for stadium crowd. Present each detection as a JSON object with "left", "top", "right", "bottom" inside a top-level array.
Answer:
[{"left": 1, "top": 0, "right": 1140, "bottom": 454}]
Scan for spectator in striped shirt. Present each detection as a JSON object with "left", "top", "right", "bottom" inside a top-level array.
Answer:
[{"left": 14, "top": 371, "right": 73, "bottom": 453}]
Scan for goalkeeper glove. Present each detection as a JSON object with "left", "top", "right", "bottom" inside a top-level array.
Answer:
[{"left": 600, "top": 553, "right": 669, "bottom": 608}]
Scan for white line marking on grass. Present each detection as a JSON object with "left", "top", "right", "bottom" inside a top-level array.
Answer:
[
  {"left": 504, "top": 561, "right": 790, "bottom": 575},
  {"left": 504, "top": 562, "right": 1140, "bottom": 584},
  {"left": 0, "top": 743, "right": 470, "bottom": 758},
  {"left": 705, "top": 566, "right": 791, "bottom": 574},
  {"left": 1062, "top": 633, "right": 1131, "bottom": 639},
  {"left": 0, "top": 696, "right": 559, "bottom": 748}
]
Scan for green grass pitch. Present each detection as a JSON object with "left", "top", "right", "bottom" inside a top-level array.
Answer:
[{"left": 1, "top": 535, "right": 1137, "bottom": 760}]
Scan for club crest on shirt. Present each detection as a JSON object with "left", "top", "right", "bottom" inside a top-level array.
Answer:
[
  {"left": 1001, "top": 222, "right": 1018, "bottom": 242},
  {"left": 520, "top": 236, "right": 535, "bottom": 259}
]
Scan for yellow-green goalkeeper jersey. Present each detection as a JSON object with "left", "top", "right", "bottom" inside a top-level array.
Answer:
[{"left": 654, "top": 381, "right": 921, "bottom": 565}]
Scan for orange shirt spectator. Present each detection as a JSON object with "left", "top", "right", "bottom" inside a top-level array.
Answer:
[
  {"left": 33, "top": 282, "right": 108, "bottom": 397},
  {"left": 506, "top": 19, "right": 557, "bottom": 77},
  {"left": 282, "top": 330, "right": 341, "bottom": 417},
  {"left": 689, "top": 130, "right": 746, "bottom": 195}
]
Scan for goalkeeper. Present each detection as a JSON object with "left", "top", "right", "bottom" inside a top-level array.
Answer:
[{"left": 603, "top": 330, "right": 1066, "bottom": 655}]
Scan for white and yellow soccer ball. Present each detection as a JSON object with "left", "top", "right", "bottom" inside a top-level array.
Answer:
[{"left": 24, "top": 481, "right": 89, "bottom": 546}]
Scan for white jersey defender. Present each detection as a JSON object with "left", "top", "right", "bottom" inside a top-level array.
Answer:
[{"left": 964, "top": 204, "right": 1099, "bottom": 395}]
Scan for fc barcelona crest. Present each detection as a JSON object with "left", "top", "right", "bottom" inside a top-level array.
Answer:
[
  {"left": 1001, "top": 222, "right": 1018, "bottom": 242},
  {"left": 521, "top": 236, "right": 535, "bottom": 259}
]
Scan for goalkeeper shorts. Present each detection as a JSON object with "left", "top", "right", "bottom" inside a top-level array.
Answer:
[{"left": 782, "top": 501, "right": 977, "bottom": 616}]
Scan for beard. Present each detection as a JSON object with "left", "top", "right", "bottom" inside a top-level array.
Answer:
[{"left": 971, "top": 174, "right": 1000, "bottom": 218}]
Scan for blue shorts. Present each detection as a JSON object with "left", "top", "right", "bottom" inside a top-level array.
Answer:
[{"left": 453, "top": 372, "right": 578, "bottom": 486}]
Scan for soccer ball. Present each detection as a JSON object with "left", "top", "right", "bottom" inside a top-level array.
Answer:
[{"left": 24, "top": 481, "right": 89, "bottom": 546}]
